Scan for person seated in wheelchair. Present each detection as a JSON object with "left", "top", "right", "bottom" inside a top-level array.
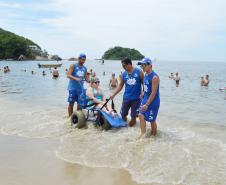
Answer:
[{"left": 86, "top": 77, "right": 116, "bottom": 116}]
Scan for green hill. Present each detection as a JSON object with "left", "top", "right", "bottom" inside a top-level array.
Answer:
[
  {"left": 102, "top": 46, "right": 144, "bottom": 60},
  {"left": 0, "top": 28, "right": 41, "bottom": 60}
]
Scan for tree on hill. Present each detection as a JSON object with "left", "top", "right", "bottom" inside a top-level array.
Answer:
[
  {"left": 0, "top": 28, "right": 41, "bottom": 60},
  {"left": 102, "top": 46, "right": 144, "bottom": 60}
]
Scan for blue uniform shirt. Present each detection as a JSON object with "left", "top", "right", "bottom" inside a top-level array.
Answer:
[
  {"left": 67, "top": 64, "right": 87, "bottom": 92},
  {"left": 122, "top": 67, "right": 142, "bottom": 101},
  {"left": 143, "top": 71, "right": 160, "bottom": 105}
]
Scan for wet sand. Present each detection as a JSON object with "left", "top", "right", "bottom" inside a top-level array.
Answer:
[{"left": 0, "top": 134, "right": 145, "bottom": 185}]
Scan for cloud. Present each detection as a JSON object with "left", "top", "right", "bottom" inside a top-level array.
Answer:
[
  {"left": 0, "top": 2, "right": 22, "bottom": 8},
  {"left": 1, "top": 0, "right": 226, "bottom": 60}
]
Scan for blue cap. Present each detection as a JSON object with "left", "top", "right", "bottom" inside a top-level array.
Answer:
[
  {"left": 138, "top": 57, "right": 152, "bottom": 65},
  {"left": 78, "top": 53, "right": 86, "bottom": 59}
]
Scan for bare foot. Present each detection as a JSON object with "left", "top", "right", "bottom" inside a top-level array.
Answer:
[{"left": 138, "top": 133, "right": 146, "bottom": 140}]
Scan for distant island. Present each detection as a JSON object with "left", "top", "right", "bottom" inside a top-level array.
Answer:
[
  {"left": 102, "top": 46, "right": 144, "bottom": 60},
  {"left": 0, "top": 28, "right": 61, "bottom": 61}
]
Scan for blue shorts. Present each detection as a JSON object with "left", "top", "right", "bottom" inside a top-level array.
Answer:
[
  {"left": 120, "top": 99, "right": 140, "bottom": 119},
  {"left": 139, "top": 99, "right": 160, "bottom": 123},
  {"left": 68, "top": 90, "right": 82, "bottom": 104}
]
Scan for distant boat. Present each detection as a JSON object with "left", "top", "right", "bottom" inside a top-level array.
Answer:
[{"left": 38, "top": 63, "right": 62, "bottom": 68}]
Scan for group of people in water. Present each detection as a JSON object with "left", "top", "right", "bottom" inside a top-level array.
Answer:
[
  {"left": 169, "top": 72, "right": 210, "bottom": 87},
  {"left": 2, "top": 66, "right": 10, "bottom": 73},
  {"left": 169, "top": 72, "right": 181, "bottom": 87},
  {"left": 24, "top": 67, "right": 60, "bottom": 78},
  {"left": 67, "top": 53, "right": 160, "bottom": 138}
]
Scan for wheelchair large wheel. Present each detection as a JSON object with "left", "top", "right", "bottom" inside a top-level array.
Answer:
[
  {"left": 71, "top": 110, "right": 86, "bottom": 128},
  {"left": 99, "top": 115, "right": 112, "bottom": 131}
]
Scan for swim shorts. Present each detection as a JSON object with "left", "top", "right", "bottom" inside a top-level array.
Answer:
[
  {"left": 68, "top": 90, "right": 82, "bottom": 104},
  {"left": 120, "top": 99, "right": 140, "bottom": 119},
  {"left": 139, "top": 99, "right": 160, "bottom": 123}
]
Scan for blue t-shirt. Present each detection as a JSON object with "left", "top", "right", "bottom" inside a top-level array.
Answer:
[
  {"left": 67, "top": 63, "right": 87, "bottom": 91},
  {"left": 122, "top": 67, "right": 142, "bottom": 101},
  {"left": 143, "top": 71, "right": 160, "bottom": 105}
]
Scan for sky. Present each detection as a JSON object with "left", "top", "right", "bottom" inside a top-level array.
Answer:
[{"left": 0, "top": 0, "right": 226, "bottom": 61}]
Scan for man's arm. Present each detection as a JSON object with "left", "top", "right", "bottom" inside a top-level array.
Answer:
[
  {"left": 140, "top": 70, "right": 144, "bottom": 84},
  {"left": 67, "top": 64, "right": 80, "bottom": 81},
  {"left": 140, "top": 70, "right": 144, "bottom": 92}
]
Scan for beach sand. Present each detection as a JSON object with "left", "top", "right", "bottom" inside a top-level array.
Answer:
[{"left": 0, "top": 134, "right": 146, "bottom": 185}]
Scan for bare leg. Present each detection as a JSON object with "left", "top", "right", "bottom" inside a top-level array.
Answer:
[
  {"left": 151, "top": 121, "right": 157, "bottom": 136},
  {"left": 138, "top": 114, "right": 146, "bottom": 138},
  {"left": 129, "top": 117, "right": 136, "bottom": 127},
  {"left": 68, "top": 103, "right": 74, "bottom": 117}
]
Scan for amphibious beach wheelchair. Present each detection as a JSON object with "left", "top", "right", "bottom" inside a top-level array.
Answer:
[{"left": 70, "top": 88, "right": 127, "bottom": 130}]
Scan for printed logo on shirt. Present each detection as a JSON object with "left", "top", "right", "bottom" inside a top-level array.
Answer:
[
  {"left": 127, "top": 78, "right": 136, "bottom": 85},
  {"left": 76, "top": 70, "right": 84, "bottom": 77},
  {"left": 144, "top": 84, "right": 148, "bottom": 92}
]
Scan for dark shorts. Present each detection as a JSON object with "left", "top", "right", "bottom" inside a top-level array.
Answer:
[
  {"left": 68, "top": 90, "right": 82, "bottom": 104},
  {"left": 120, "top": 99, "right": 140, "bottom": 119}
]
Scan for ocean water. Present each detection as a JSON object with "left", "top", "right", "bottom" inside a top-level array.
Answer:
[{"left": 0, "top": 60, "right": 226, "bottom": 184}]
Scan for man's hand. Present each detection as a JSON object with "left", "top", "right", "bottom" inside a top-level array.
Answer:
[
  {"left": 141, "top": 104, "right": 148, "bottom": 112},
  {"left": 76, "top": 77, "right": 82, "bottom": 82},
  {"left": 110, "top": 95, "right": 115, "bottom": 100}
]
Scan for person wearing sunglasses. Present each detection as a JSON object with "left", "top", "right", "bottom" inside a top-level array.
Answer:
[
  {"left": 110, "top": 58, "right": 144, "bottom": 126},
  {"left": 87, "top": 77, "right": 115, "bottom": 115},
  {"left": 67, "top": 53, "right": 89, "bottom": 117},
  {"left": 137, "top": 58, "right": 160, "bottom": 138}
]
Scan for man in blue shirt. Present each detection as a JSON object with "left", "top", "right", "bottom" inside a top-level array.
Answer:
[
  {"left": 138, "top": 58, "right": 160, "bottom": 137},
  {"left": 110, "top": 58, "right": 144, "bottom": 126},
  {"left": 67, "top": 53, "right": 89, "bottom": 117}
]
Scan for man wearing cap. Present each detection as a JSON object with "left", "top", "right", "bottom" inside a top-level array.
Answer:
[
  {"left": 138, "top": 58, "right": 160, "bottom": 137},
  {"left": 110, "top": 58, "right": 144, "bottom": 126},
  {"left": 67, "top": 53, "right": 89, "bottom": 117}
]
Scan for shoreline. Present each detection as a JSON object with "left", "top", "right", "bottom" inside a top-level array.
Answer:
[{"left": 0, "top": 134, "right": 146, "bottom": 185}]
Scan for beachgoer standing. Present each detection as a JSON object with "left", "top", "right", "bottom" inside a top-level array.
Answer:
[
  {"left": 3, "top": 67, "right": 7, "bottom": 73},
  {"left": 109, "top": 73, "right": 118, "bottom": 88},
  {"left": 110, "top": 58, "right": 144, "bottom": 126},
  {"left": 174, "top": 72, "right": 180, "bottom": 87},
  {"left": 203, "top": 74, "right": 209, "bottom": 86},
  {"left": 52, "top": 67, "right": 59, "bottom": 78},
  {"left": 118, "top": 71, "right": 123, "bottom": 82},
  {"left": 169, "top": 73, "right": 174, "bottom": 79},
  {"left": 200, "top": 77, "right": 205, "bottom": 86},
  {"left": 138, "top": 58, "right": 160, "bottom": 137},
  {"left": 67, "top": 53, "right": 89, "bottom": 117}
]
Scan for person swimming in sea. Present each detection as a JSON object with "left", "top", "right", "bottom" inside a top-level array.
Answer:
[{"left": 109, "top": 73, "right": 118, "bottom": 88}]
